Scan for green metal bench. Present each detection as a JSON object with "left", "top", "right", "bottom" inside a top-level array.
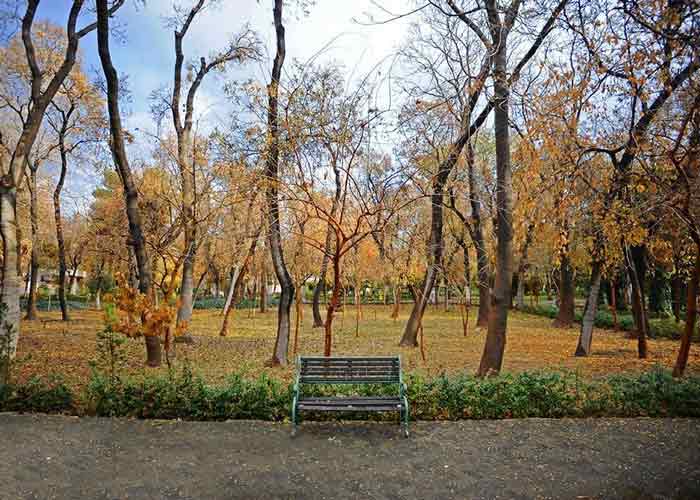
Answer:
[{"left": 291, "top": 355, "right": 409, "bottom": 437}]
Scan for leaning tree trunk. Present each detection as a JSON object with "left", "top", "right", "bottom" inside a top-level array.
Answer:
[
  {"left": 266, "top": 0, "right": 294, "bottom": 366},
  {"left": 97, "top": 0, "right": 160, "bottom": 367},
  {"left": 477, "top": 20, "right": 512, "bottom": 377},
  {"left": 575, "top": 259, "right": 603, "bottom": 356},
  {"left": 400, "top": 141, "right": 462, "bottom": 345},
  {"left": 673, "top": 245, "right": 699, "bottom": 377},
  {"left": 467, "top": 142, "right": 490, "bottom": 327},
  {"left": 219, "top": 266, "right": 240, "bottom": 337},
  {"left": 25, "top": 168, "right": 39, "bottom": 320},
  {"left": 54, "top": 140, "right": 70, "bottom": 322},
  {"left": 399, "top": 185, "right": 445, "bottom": 346}
]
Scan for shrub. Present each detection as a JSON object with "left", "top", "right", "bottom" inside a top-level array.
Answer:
[
  {"left": 5, "top": 366, "right": 700, "bottom": 420},
  {"left": 85, "top": 365, "right": 289, "bottom": 420},
  {"left": 0, "top": 376, "right": 73, "bottom": 413}
]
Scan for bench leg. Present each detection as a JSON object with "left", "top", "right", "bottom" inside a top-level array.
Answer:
[
  {"left": 291, "top": 402, "right": 298, "bottom": 437},
  {"left": 402, "top": 400, "right": 409, "bottom": 438}
]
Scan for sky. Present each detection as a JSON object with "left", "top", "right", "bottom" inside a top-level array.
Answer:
[{"left": 31, "top": 0, "right": 414, "bottom": 205}]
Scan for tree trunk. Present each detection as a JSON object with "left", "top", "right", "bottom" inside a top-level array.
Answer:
[
  {"left": 626, "top": 244, "right": 649, "bottom": 358},
  {"left": 219, "top": 266, "right": 240, "bottom": 337},
  {"left": 672, "top": 272, "right": 682, "bottom": 323},
  {"left": 477, "top": 14, "right": 512, "bottom": 377},
  {"left": 461, "top": 238, "right": 471, "bottom": 336},
  {"left": 259, "top": 272, "right": 267, "bottom": 313},
  {"left": 324, "top": 245, "right": 342, "bottom": 356},
  {"left": 673, "top": 246, "right": 699, "bottom": 377},
  {"left": 515, "top": 220, "right": 535, "bottom": 309},
  {"left": 266, "top": 0, "right": 294, "bottom": 366},
  {"left": 175, "top": 129, "right": 197, "bottom": 343},
  {"left": 467, "top": 142, "right": 490, "bottom": 328},
  {"left": 575, "top": 259, "right": 603, "bottom": 356},
  {"left": 293, "top": 284, "right": 302, "bottom": 355},
  {"left": 391, "top": 285, "right": 400, "bottom": 319},
  {"left": 25, "top": 168, "right": 39, "bottom": 320},
  {"left": 628, "top": 244, "right": 650, "bottom": 338},
  {"left": 97, "top": 0, "right": 159, "bottom": 366},
  {"left": 54, "top": 140, "right": 70, "bottom": 322},
  {"left": 400, "top": 161, "right": 453, "bottom": 346},
  {"left": 554, "top": 234, "right": 575, "bottom": 328},
  {"left": 312, "top": 225, "right": 333, "bottom": 327},
  {"left": 0, "top": 187, "right": 21, "bottom": 376},
  {"left": 611, "top": 280, "right": 618, "bottom": 330}
]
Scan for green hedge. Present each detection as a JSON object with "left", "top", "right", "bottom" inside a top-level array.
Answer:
[
  {"left": 4, "top": 368, "right": 700, "bottom": 420},
  {"left": 519, "top": 304, "right": 687, "bottom": 339},
  {"left": 0, "top": 377, "right": 73, "bottom": 413}
]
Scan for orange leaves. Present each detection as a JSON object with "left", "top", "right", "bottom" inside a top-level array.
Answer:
[{"left": 105, "top": 278, "right": 181, "bottom": 343}]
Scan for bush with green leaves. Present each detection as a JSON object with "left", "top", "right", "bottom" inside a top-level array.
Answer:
[
  {"left": 519, "top": 304, "right": 688, "bottom": 339},
  {"left": 0, "top": 376, "right": 73, "bottom": 413},
  {"left": 4, "top": 364, "right": 700, "bottom": 420}
]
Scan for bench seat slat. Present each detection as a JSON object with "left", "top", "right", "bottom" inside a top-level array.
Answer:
[
  {"left": 300, "top": 378, "right": 399, "bottom": 384},
  {"left": 298, "top": 396, "right": 403, "bottom": 412},
  {"left": 301, "top": 369, "right": 399, "bottom": 376}
]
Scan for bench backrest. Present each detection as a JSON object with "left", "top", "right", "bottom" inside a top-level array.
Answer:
[{"left": 298, "top": 356, "right": 401, "bottom": 384}]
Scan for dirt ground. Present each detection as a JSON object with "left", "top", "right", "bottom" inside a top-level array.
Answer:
[
  {"left": 0, "top": 413, "right": 698, "bottom": 499},
  {"left": 15, "top": 305, "right": 698, "bottom": 391}
]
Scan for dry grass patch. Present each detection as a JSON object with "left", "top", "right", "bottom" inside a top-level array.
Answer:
[{"left": 15, "top": 304, "right": 697, "bottom": 392}]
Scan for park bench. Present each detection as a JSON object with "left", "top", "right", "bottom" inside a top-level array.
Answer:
[{"left": 291, "top": 355, "right": 409, "bottom": 437}]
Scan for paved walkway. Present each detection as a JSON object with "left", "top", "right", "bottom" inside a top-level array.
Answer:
[{"left": 1, "top": 414, "right": 698, "bottom": 499}]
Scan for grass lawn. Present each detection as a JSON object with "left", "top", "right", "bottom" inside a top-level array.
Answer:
[{"left": 14, "top": 303, "right": 697, "bottom": 392}]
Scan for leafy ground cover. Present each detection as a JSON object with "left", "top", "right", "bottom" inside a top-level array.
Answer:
[{"left": 14, "top": 304, "right": 698, "bottom": 395}]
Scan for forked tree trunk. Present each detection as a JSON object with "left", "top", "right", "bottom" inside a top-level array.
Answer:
[
  {"left": 575, "top": 260, "right": 603, "bottom": 356},
  {"left": 97, "top": 0, "right": 160, "bottom": 367},
  {"left": 267, "top": 0, "right": 294, "bottom": 366},
  {"left": 673, "top": 246, "right": 699, "bottom": 377},
  {"left": 25, "top": 168, "right": 39, "bottom": 320},
  {"left": 324, "top": 244, "right": 342, "bottom": 356}
]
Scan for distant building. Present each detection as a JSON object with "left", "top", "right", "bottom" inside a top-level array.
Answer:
[{"left": 25, "top": 268, "right": 87, "bottom": 295}]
